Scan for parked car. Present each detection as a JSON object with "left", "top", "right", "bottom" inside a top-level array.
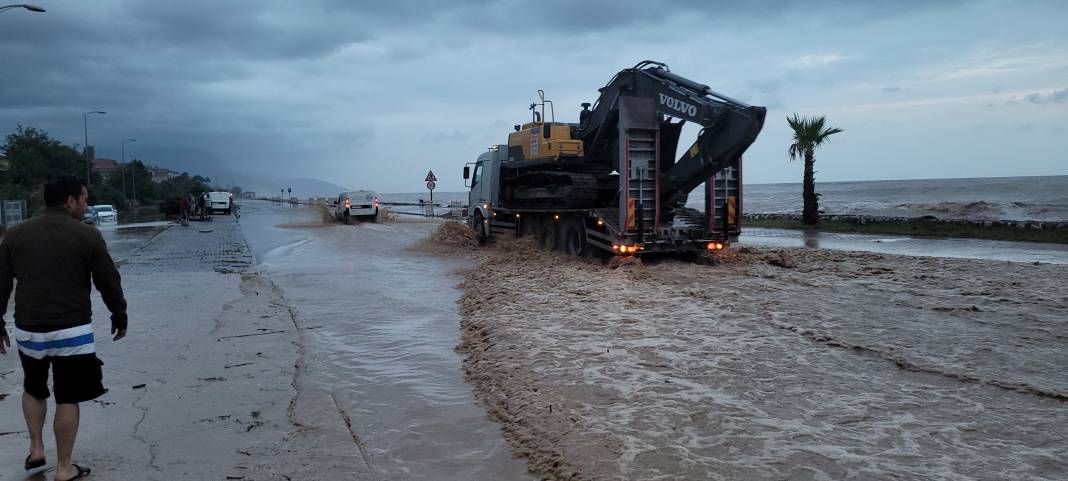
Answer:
[
  {"left": 333, "top": 190, "right": 378, "bottom": 224},
  {"left": 207, "top": 191, "right": 234, "bottom": 214},
  {"left": 93, "top": 204, "right": 117, "bottom": 222},
  {"left": 83, "top": 206, "right": 99, "bottom": 225}
]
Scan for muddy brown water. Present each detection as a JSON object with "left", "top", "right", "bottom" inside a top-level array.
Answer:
[{"left": 238, "top": 201, "right": 532, "bottom": 480}]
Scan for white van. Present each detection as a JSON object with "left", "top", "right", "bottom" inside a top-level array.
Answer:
[
  {"left": 207, "top": 191, "right": 233, "bottom": 214},
  {"left": 92, "top": 204, "right": 117, "bottom": 223},
  {"left": 334, "top": 190, "right": 378, "bottom": 224}
]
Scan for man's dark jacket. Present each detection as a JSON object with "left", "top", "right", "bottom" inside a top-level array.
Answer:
[{"left": 0, "top": 207, "right": 127, "bottom": 337}]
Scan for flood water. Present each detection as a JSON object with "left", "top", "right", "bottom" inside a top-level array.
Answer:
[
  {"left": 237, "top": 201, "right": 532, "bottom": 480},
  {"left": 741, "top": 227, "right": 1068, "bottom": 265}
]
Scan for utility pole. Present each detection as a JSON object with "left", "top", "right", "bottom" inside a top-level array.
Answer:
[
  {"left": 121, "top": 139, "right": 135, "bottom": 203},
  {"left": 82, "top": 111, "right": 106, "bottom": 185},
  {"left": 131, "top": 160, "right": 138, "bottom": 205}
]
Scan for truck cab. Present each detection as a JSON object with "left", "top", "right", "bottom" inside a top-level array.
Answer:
[{"left": 464, "top": 147, "right": 504, "bottom": 237}]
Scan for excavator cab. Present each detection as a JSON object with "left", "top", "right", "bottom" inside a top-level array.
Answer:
[{"left": 506, "top": 90, "right": 584, "bottom": 163}]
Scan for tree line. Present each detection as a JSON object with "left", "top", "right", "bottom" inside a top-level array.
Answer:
[{"left": 1, "top": 126, "right": 235, "bottom": 214}]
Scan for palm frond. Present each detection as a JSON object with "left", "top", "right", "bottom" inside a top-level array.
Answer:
[
  {"left": 787, "top": 143, "right": 801, "bottom": 161},
  {"left": 811, "top": 116, "right": 826, "bottom": 139},
  {"left": 817, "top": 127, "right": 844, "bottom": 144}
]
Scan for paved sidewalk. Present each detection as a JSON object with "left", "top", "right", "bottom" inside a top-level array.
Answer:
[{"left": 0, "top": 217, "right": 369, "bottom": 480}]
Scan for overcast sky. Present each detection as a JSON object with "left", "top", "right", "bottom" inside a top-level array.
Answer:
[{"left": 2, "top": 0, "right": 1066, "bottom": 193}]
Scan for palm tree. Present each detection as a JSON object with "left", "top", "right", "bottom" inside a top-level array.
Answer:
[{"left": 787, "top": 114, "right": 843, "bottom": 224}]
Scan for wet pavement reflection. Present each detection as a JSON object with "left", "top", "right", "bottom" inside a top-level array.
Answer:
[
  {"left": 238, "top": 201, "right": 532, "bottom": 480},
  {"left": 741, "top": 227, "right": 1068, "bottom": 264}
]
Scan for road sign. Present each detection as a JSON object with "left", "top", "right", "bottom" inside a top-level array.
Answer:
[
  {"left": 425, "top": 170, "right": 437, "bottom": 182},
  {"left": 426, "top": 180, "right": 436, "bottom": 190}
]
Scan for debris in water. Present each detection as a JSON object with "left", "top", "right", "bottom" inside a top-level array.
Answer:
[
  {"left": 608, "top": 256, "right": 642, "bottom": 269},
  {"left": 766, "top": 252, "right": 797, "bottom": 268},
  {"left": 430, "top": 221, "right": 478, "bottom": 247}
]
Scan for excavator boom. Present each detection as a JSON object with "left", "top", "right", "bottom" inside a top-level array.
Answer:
[
  {"left": 569, "top": 61, "right": 765, "bottom": 234},
  {"left": 576, "top": 61, "right": 766, "bottom": 204}
]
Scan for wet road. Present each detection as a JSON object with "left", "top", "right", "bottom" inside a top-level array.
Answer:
[
  {"left": 238, "top": 201, "right": 532, "bottom": 480},
  {"left": 741, "top": 227, "right": 1068, "bottom": 264}
]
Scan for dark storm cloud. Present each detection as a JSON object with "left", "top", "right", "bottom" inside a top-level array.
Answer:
[
  {"left": 455, "top": 0, "right": 970, "bottom": 34},
  {"left": 121, "top": 1, "right": 374, "bottom": 60},
  {"left": 1025, "top": 88, "right": 1068, "bottom": 104},
  {"left": 1, "top": 0, "right": 1064, "bottom": 191}
]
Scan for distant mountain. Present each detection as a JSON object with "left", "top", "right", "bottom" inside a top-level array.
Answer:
[
  {"left": 139, "top": 146, "right": 236, "bottom": 185},
  {"left": 138, "top": 146, "right": 345, "bottom": 198},
  {"left": 231, "top": 173, "right": 348, "bottom": 198}
]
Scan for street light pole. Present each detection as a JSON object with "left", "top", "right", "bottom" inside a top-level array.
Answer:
[
  {"left": 121, "top": 139, "right": 135, "bottom": 203},
  {"left": 82, "top": 110, "right": 106, "bottom": 185},
  {"left": 131, "top": 157, "right": 139, "bottom": 206},
  {"left": 0, "top": 4, "right": 46, "bottom": 14}
]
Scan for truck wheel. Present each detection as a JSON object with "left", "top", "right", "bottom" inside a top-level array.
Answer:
[
  {"left": 344, "top": 212, "right": 352, "bottom": 225},
  {"left": 535, "top": 216, "right": 554, "bottom": 249},
  {"left": 517, "top": 215, "right": 535, "bottom": 238},
  {"left": 473, "top": 212, "right": 488, "bottom": 246},
  {"left": 558, "top": 216, "right": 588, "bottom": 257}
]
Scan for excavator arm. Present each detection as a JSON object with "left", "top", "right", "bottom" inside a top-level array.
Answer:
[{"left": 575, "top": 61, "right": 766, "bottom": 210}]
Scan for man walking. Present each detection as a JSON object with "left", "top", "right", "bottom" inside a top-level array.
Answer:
[
  {"left": 0, "top": 176, "right": 128, "bottom": 481},
  {"left": 179, "top": 194, "right": 190, "bottom": 226}
]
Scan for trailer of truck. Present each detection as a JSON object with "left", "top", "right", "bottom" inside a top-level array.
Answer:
[{"left": 463, "top": 60, "right": 766, "bottom": 256}]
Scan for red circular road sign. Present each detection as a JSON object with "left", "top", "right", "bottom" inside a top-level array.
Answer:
[{"left": 426, "top": 180, "right": 436, "bottom": 190}]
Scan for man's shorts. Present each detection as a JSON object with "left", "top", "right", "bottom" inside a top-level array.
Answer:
[
  {"left": 19, "top": 352, "right": 106, "bottom": 403},
  {"left": 13, "top": 324, "right": 106, "bottom": 404}
]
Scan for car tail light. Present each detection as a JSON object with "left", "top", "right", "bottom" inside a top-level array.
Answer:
[
  {"left": 344, "top": 197, "right": 350, "bottom": 209},
  {"left": 374, "top": 195, "right": 379, "bottom": 207}
]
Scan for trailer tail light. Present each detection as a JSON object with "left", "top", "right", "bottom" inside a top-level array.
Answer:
[
  {"left": 344, "top": 197, "right": 350, "bottom": 209},
  {"left": 706, "top": 242, "right": 725, "bottom": 251},
  {"left": 613, "top": 244, "right": 643, "bottom": 254}
]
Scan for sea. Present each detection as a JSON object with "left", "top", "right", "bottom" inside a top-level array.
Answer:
[{"left": 382, "top": 175, "right": 1068, "bottom": 223}]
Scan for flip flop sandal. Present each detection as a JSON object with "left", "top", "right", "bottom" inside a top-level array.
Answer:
[
  {"left": 24, "top": 454, "right": 46, "bottom": 471},
  {"left": 57, "top": 463, "right": 91, "bottom": 481}
]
